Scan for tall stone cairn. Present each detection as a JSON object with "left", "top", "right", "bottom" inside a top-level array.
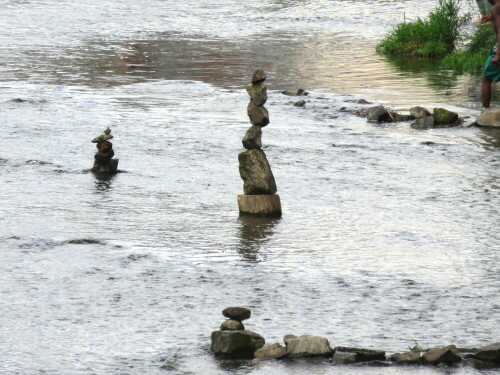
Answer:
[{"left": 237, "top": 70, "right": 282, "bottom": 217}]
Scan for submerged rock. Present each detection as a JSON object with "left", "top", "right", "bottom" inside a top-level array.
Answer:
[
  {"left": 422, "top": 345, "right": 462, "bottom": 365},
  {"left": 285, "top": 335, "right": 333, "bottom": 358},
  {"left": 211, "top": 330, "right": 265, "bottom": 358},
  {"left": 332, "top": 351, "right": 357, "bottom": 364},
  {"left": 282, "top": 88, "right": 308, "bottom": 96},
  {"left": 411, "top": 115, "right": 435, "bottom": 129},
  {"left": 238, "top": 149, "right": 277, "bottom": 195},
  {"left": 294, "top": 100, "right": 306, "bottom": 107}
]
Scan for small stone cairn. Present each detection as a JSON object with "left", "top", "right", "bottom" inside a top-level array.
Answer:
[
  {"left": 211, "top": 307, "right": 265, "bottom": 359},
  {"left": 238, "top": 70, "right": 282, "bottom": 217},
  {"left": 91, "top": 127, "right": 119, "bottom": 173}
]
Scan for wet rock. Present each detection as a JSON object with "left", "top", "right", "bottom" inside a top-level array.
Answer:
[
  {"left": 433, "top": 108, "right": 458, "bottom": 125},
  {"left": 294, "top": 100, "right": 306, "bottom": 107},
  {"left": 389, "top": 350, "right": 422, "bottom": 365},
  {"left": 411, "top": 116, "right": 435, "bottom": 129},
  {"left": 332, "top": 351, "right": 357, "bottom": 364},
  {"left": 91, "top": 128, "right": 118, "bottom": 173},
  {"left": 211, "top": 330, "right": 265, "bottom": 359},
  {"left": 252, "top": 69, "right": 266, "bottom": 84},
  {"left": 246, "top": 82, "right": 268, "bottom": 106},
  {"left": 476, "top": 109, "right": 500, "bottom": 127},
  {"left": 410, "top": 106, "right": 431, "bottom": 119},
  {"left": 222, "top": 307, "right": 251, "bottom": 321},
  {"left": 422, "top": 345, "right": 462, "bottom": 365},
  {"left": 367, "top": 105, "right": 391, "bottom": 123},
  {"left": 356, "top": 99, "right": 371, "bottom": 104},
  {"left": 254, "top": 343, "right": 287, "bottom": 360},
  {"left": 282, "top": 88, "right": 308, "bottom": 96},
  {"left": 334, "top": 347, "right": 386, "bottom": 362},
  {"left": 238, "top": 149, "right": 277, "bottom": 195},
  {"left": 285, "top": 335, "right": 333, "bottom": 358},
  {"left": 242, "top": 125, "right": 262, "bottom": 150},
  {"left": 220, "top": 319, "right": 244, "bottom": 331},
  {"left": 474, "top": 342, "right": 500, "bottom": 362},
  {"left": 247, "top": 102, "right": 270, "bottom": 126}
]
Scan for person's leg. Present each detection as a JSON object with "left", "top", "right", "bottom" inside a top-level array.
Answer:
[{"left": 482, "top": 77, "right": 492, "bottom": 108}]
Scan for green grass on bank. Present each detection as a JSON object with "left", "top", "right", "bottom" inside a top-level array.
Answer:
[{"left": 376, "top": 0, "right": 497, "bottom": 74}]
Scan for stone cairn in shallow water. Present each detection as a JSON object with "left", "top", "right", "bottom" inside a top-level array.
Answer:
[
  {"left": 91, "top": 127, "right": 119, "bottom": 173},
  {"left": 211, "top": 307, "right": 265, "bottom": 359},
  {"left": 237, "top": 69, "right": 282, "bottom": 217}
]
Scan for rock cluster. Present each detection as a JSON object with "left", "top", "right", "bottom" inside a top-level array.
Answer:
[
  {"left": 91, "top": 127, "right": 119, "bottom": 173},
  {"left": 211, "top": 307, "right": 265, "bottom": 359},
  {"left": 237, "top": 70, "right": 281, "bottom": 217}
]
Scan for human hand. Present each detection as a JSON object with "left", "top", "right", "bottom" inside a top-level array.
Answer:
[{"left": 481, "top": 15, "right": 492, "bottom": 24}]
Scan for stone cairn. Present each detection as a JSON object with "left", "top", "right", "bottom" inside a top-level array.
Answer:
[
  {"left": 237, "top": 69, "right": 282, "bottom": 217},
  {"left": 211, "top": 307, "right": 265, "bottom": 359},
  {"left": 91, "top": 127, "right": 119, "bottom": 173}
]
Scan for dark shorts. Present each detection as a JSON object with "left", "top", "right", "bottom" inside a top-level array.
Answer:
[{"left": 483, "top": 44, "right": 500, "bottom": 82}]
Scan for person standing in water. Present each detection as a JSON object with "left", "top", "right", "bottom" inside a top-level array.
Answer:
[{"left": 481, "top": 0, "right": 500, "bottom": 107}]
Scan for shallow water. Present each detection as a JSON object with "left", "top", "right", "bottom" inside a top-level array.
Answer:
[{"left": 1, "top": 0, "right": 499, "bottom": 374}]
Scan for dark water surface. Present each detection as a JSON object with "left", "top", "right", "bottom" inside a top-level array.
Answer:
[{"left": 1, "top": 0, "right": 499, "bottom": 374}]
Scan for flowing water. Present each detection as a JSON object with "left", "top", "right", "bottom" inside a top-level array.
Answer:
[{"left": 1, "top": 0, "right": 499, "bottom": 374}]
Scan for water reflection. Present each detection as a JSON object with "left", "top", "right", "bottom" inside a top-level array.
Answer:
[
  {"left": 237, "top": 216, "right": 279, "bottom": 262},
  {"left": 479, "top": 127, "right": 500, "bottom": 147},
  {"left": 93, "top": 172, "right": 116, "bottom": 193}
]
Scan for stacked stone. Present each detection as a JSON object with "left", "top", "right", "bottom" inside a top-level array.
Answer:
[
  {"left": 238, "top": 69, "right": 282, "bottom": 217},
  {"left": 211, "top": 307, "right": 265, "bottom": 359},
  {"left": 91, "top": 127, "right": 119, "bottom": 173}
]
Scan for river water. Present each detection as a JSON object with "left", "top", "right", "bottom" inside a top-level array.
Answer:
[{"left": 1, "top": 0, "right": 499, "bottom": 374}]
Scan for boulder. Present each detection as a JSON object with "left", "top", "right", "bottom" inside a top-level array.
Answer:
[
  {"left": 389, "top": 350, "right": 422, "bottom": 365},
  {"left": 222, "top": 307, "right": 251, "bottom": 321},
  {"left": 285, "top": 335, "right": 333, "bottom": 358},
  {"left": 474, "top": 342, "right": 500, "bottom": 362},
  {"left": 238, "top": 149, "right": 277, "bottom": 195},
  {"left": 246, "top": 82, "right": 268, "bottom": 106},
  {"left": 334, "top": 347, "right": 386, "bottom": 362},
  {"left": 367, "top": 105, "right": 390, "bottom": 122},
  {"left": 476, "top": 109, "right": 500, "bottom": 127},
  {"left": 242, "top": 125, "right": 262, "bottom": 150},
  {"left": 332, "top": 351, "right": 357, "bottom": 364},
  {"left": 254, "top": 343, "right": 287, "bottom": 360},
  {"left": 433, "top": 108, "right": 458, "bottom": 124},
  {"left": 247, "top": 102, "right": 270, "bottom": 126},
  {"left": 294, "top": 100, "right": 306, "bottom": 107},
  {"left": 220, "top": 319, "right": 244, "bottom": 331},
  {"left": 411, "top": 116, "right": 435, "bottom": 129},
  {"left": 211, "top": 330, "right": 265, "bottom": 359},
  {"left": 422, "top": 345, "right": 462, "bottom": 365},
  {"left": 252, "top": 69, "right": 266, "bottom": 84},
  {"left": 410, "top": 106, "right": 431, "bottom": 119}
]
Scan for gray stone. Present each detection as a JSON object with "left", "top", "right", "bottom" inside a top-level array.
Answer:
[
  {"left": 389, "top": 350, "right": 422, "bottom": 364},
  {"left": 222, "top": 307, "right": 251, "bottom": 321},
  {"left": 433, "top": 108, "right": 459, "bottom": 124},
  {"left": 474, "top": 342, "right": 500, "bottom": 362},
  {"left": 332, "top": 351, "right": 357, "bottom": 364},
  {"left": 242, "top": 125, "right": 262, "bottom": 150},
  {"left": 285, "top": 335, "right": 333, "bottom": 358},
  {"left": 294, "top": 100, "right": 306, "bottom": 107},
  {"left": 367, "top": 105, "right": 390, "bottom": 123},
  {"left": 220, "top": 319, "right": 244, "bottom": 331},
  {"left": 410, "top": 106, "right": 431, "bottom": 119},
  {"left": 476, "top": 109, "right": 500, "bottom": 127},
  {"left": 334, "top": 347, "right": 386, "bottom": 362},
  {"left": 238, "top": 149, "right": 277, "bottom": 195},
  {"left": 247, "top": 102, "right": 270, "bottom": 126},
  {"left": 254, "top": 343, "right": 287, "bottom": 359},
  {"left": 282, "top": 88, "right": 308, "bottom": 96},
  {"left": 211, "top": 330, "right": 265, "bottom": 359},
  {"left": 283, "top": 334, "right": 297, "bottom": 346},
  {"left": 246, "top": 82, "right": 268, "bottom": 106},
  {"left": 411, "top": 115, "right": 435, "bottom": 129},
  {"left": 422, "top": 345, "right": 462, "bottom": 365},
  {"left": 252, "top": 69, "right": 266, "bottom": 84}
]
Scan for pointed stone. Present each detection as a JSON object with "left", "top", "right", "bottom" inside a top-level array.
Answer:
[
  {"left": 238, "top": 149, "right": 277, "bottom": 195},
  {"left": 242, "top": 125, "right": 262, "bottom": 150}
]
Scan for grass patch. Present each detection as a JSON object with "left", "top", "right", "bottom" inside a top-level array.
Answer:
[{"left": 376, "top": 0, "right": 470, "bottom": 57}]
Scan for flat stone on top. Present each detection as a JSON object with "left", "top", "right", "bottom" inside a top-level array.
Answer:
[{"left": 222, "top": 307, "right": 251, "bottom": 321}]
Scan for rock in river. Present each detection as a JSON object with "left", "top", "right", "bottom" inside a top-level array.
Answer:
[{"left": 211, "top": 330, "right": 265, "bottom": 358}]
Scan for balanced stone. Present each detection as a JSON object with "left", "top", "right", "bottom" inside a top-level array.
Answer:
[
  {"left": 252, "top": 69, "right": 266, "bottom": 84},
  {"left": 433, "top": 108, "right": 458, "bottom": 124},
  {"left": 222, "top": 307, "right": 251, "bottom": 321},
  {"left": 238, "top": 149, "right": 277, "bottom": 195},
  {"left": 211, "top": 330, "right": 265, "bottom": 359},
  {"left": 242, "top": 125, "right": 262, "bottom": 150},
  {"left": 285, "top": 335, "right": 333, "bottom": 358},
  {"left": 246, "top": 82, "right": 268, "bottom": 106},
  {"left": 247, "top": 102, "right": 269, "bottom": 126},
  {"left": 422, "top": 345, "right": 462, "bottom": 365},
  {"left": 220, "top": 319, "right": 244, "bottom": 331}
]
